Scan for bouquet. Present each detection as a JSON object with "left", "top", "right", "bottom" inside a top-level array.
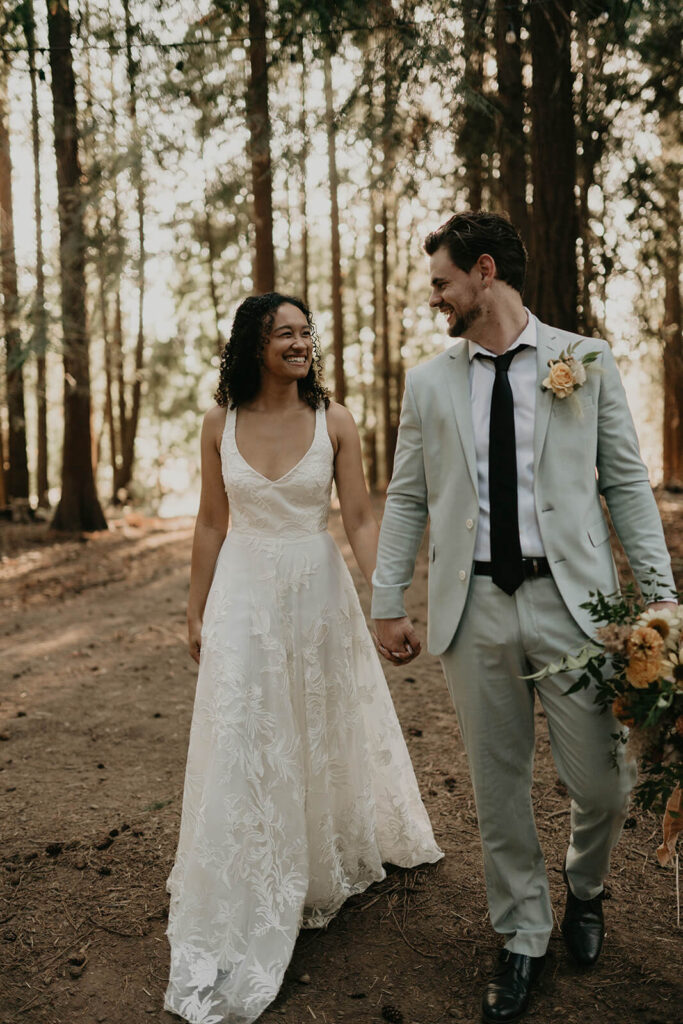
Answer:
[{"left": 526, "top": 584, "right": 682, "bottom": 865}]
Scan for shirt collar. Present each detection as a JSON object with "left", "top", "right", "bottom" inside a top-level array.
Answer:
[{"left": 467, "top": 308, "right": 537, "bottom": 362}]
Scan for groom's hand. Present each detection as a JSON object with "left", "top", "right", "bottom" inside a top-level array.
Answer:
[{"left": 372, "top": 616, "right": 422, "bottom": 665}]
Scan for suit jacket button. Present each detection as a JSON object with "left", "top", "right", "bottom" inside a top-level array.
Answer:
[
  {"left": 466, "top": 518, "right": 474, "bottom": 529},
  {"left": 458, "top": 570, "right": 467, "bottom": 581}
]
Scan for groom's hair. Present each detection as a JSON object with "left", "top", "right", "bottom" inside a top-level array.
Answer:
[{"left": 423, "top": 212, "right": 527, "bottom": 294}]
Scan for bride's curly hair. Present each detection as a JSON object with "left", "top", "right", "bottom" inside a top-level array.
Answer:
[{"left": 214, "top": 293, "right": 330, "bottom": 410}]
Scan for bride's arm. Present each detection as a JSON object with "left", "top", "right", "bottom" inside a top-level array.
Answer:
[
  {"left": 187, "top": 406, "right": 230, "bottom": 663},
  {"left": 329, "top": 402, "right": 379, "bottom": 590}
]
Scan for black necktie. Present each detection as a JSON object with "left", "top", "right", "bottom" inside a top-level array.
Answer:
[{"left": 475, "top": 344, "right": 529, "bottom": 595}]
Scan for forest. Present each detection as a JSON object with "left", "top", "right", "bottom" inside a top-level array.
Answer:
[
  {"left": 0, "top": 0, "right": 680, "bottom": 530},
  {"left": 1, "top": 5, "right": 682, "bottom": 1023}
]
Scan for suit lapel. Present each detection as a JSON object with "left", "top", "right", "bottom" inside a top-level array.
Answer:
[
  {"left": 533, "top": 319, "right": 562, "bottom": 472},
  {"left": 444, "top": 322, "right": 563, "bottom": 491},
  {"left": 446, "top": 341, "right": 478, "bottom": 494}
]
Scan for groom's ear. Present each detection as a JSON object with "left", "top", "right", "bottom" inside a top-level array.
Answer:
[{"left": 476, "top": 253, "right": 497, "bottom": 287}]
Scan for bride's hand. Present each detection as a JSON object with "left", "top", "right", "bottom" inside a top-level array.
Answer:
[
  {"left": 372, "top": 616, "right": 422, "bottom": 665},
  {"left": 188, "top": 617, "right": 202, "bottom": 663}
]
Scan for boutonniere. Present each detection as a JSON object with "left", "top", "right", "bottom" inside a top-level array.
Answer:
[{"left": 542, "top": 341, "right": 599, "bottom": 398}]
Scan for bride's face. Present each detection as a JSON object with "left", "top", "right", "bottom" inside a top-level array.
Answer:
[{"left": 262, "top": 304, "right": 313, "bottom": 382}]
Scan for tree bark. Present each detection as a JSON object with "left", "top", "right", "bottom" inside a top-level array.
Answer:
[
  {"left": 82, "top": 1, "right": 117, "bottom": 499},
  {"left": 323, "top": 47, "right": 345, "bottom": 404},
  {"left": 661, "top": 161, "right": 683, "bottom": 490},
  {"left": 46, "top": 0, "right": 107, "bottom": 532},
  {"left": 575, "top": 20, "right": 604, "bottom": 338},
  {"left": 116, "top": 0, "right": 146, "bottom": 497},
  {"left": 379, "top": 197, "right": 394, "bottom": 483},
  {"left": 247, "top": 0, "right": 275, "bottom": 293},
  {"left": 379, "top": 28, "right": 397, "bottom": 484},
  {"left": 98, "top": 277, "right": 118, "bottom": 486},
  {"left": 460, "top": 0, "right": 488, "bottom": 211},
  {"left": 23, "top": 0, "right": 50, "bottom": 508},
  {"left": 528, "top": 0, "right": 578, "bottom": 330},
  {"left": 494, "top": 0, "right": 528, "bottom": 240},
  {"left": 299, "top": 38, "right": 309, "bottom": 307},
  {"left": 112, "top": 284, "right": 126, "bottom": 492},
  {"left": 0, "top": 57, "right": 30, "bottom": 513},
  {"left": 0, "top": 404, "right": 6, "bottom": 507},
  {"left": 106, "top": 57, "right": 126, "bottom": 500},
  {"left": 199, "top": 131, "right": 223, "bottom": 358},
  {"left": 366, "top": 121, "right": 380, "bottom": 492}
]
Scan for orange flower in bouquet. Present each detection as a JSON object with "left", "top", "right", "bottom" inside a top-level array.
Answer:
[
  {"left": 525, "top": 584, "right": 682, "bottom": 864},
  {"left": 624, "top": 626, "right": 664, "bottom": 688}
]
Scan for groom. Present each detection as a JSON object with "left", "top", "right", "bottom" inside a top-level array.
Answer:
[{"left": 371, "top": 212, "right": 676, "bottom": 1022}]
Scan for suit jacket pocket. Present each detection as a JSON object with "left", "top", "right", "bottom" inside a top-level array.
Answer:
[
  {"left": 552, "top": 393, "right": 594, "bottom": 417},
  {"left": 588, "top": 516, "right": 610, "bottom": 547}
]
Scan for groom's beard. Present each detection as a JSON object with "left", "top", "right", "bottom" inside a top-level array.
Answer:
[{"left": 449, "top": 303, "right": 483, "bottom": 338}]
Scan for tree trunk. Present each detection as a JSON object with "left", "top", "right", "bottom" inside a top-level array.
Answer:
[
  {"left": 99, "top": 280, "right": 118, "bottom": 486},
  {"left": 528, "top": 0, "right": 578, "bottom": 331},
  {"left": 82, "top": 1, "right": 116, "bottom": 499},
  {"left": 116, "top": 0, "right": 146, "bottom": 497},
  {"left": 200, "top": 132, "right": 223, "bottom": 358},
  {"left": 46, "top": 0, "right": 107, "bottom": 532},
  {"left": 365, "top": 122, "right": 380, "bottom": 492},
  {"left": 205, "top": 201, "right": 223, "bottom": 358},
  {"left": 106, "top": 57, "right": 126, "bottom": 500},
  {"left": 460, "top": 0, "right": 488, "bottom": 211},
  {"left": 0, "top": 58, "right": 30, "bottom": 514},
  {"left": 0, "top": 405, "right": 7, "bottom": 507},
  {"left": 379, "top": 197, "right": 394, "bottom": 483},
  {"left": 24, "top": 0, "right": 50, "bottom": 508},
  {"left": 394, "top": 201, "right": 410, "bottom": 420},
  {"left": 661, "top": 162, "right": 683, "bottom": 490},
  {"left": 112, "top": 286, "right": 126, "bottom": 492},
  {"left": 247, "top": 0, "right": 275, "bottom": 293},
  {"left": 299, "top": 38, "right": 309, "bottom": 306},
  {"left": 323, "top": 47, "right": 345, "bottom": 404},
  {"left": 494, "top": 0, "right": 528, "bottom": 240},
  {"left": 575, "top": 21, "right": 602, "bottom": 338},
  {"left": 379, "top": 28, "right": 398, "bottom": 484}
]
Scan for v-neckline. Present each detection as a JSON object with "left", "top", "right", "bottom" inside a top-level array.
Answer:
[{"left": 233, "top": 406, "right": 318, "bottom": 484}]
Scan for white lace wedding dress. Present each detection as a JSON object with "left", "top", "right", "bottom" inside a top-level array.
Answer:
[{"left": 165, "top": 404, "right": 443, "bottom": 1024}]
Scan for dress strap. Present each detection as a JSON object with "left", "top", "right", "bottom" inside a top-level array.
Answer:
[
  {"left": 314, "top": 402, "right": 329, "bottom": 451},
  {"left": 219, "top": 404, "right": 236, "bottom": 461}
]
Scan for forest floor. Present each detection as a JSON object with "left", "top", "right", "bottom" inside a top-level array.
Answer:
[{"left": 1, "top": 493, "right": 682, "bottom": 1024}]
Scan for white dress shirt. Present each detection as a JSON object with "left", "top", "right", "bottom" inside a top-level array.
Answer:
[{"left": 467, "top": 310, "right": 545, "bottom": 561}]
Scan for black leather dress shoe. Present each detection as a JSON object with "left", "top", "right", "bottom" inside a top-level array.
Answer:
[
  {"left": 481, "top": 949, "right": 545, "bottom": 1022},
  {"left": 561, "top": 872, "right": 605, "bottom": 967}
]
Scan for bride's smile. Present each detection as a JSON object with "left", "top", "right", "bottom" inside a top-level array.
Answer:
[{"left": 262, "top": 304, "right": 313, "bottom": 379}]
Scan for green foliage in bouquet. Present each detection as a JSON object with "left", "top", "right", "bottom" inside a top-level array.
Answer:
[{"left": 526, "top": 579, "right": 682, "bottom": 814}]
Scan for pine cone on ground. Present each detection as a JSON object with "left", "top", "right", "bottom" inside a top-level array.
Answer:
[{"left": 381, "top": 1006, "right": 404, "bottom": 1024}]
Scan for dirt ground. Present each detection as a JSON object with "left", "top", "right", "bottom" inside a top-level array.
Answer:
[{"left": 1, "top": 493, "right": 682, "bottom": 1024}]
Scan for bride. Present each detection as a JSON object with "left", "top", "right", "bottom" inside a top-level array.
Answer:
[{"left": 164, "top": 292, "right": 442, "bottom": 1024}]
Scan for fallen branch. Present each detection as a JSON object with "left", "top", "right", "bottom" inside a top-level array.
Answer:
[
  {"left": 389, "top": 908, "right": 440, "bottom": 959},
  {"left": 88, "top": 915, "right": 143, "bottom": 938}
]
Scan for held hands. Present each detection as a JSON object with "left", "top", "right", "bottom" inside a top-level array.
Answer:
[
  {"left": 188, "top": 617, "right": 202, "bottom": 664},
  {"left": 372, "top": 616, "right": 422, "bottom": 666}
]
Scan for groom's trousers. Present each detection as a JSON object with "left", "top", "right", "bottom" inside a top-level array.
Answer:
[{"left": 439, "top": 572, "right": 636, "bottom": 958}]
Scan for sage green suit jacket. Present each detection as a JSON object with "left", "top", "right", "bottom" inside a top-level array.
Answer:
[{"left": 371, "top": 319, "right": 676, "bottom": 655}]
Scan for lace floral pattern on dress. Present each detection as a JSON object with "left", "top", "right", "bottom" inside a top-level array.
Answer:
[{"left": 165, "top": 405, "right": 442, "bottom": 1024}]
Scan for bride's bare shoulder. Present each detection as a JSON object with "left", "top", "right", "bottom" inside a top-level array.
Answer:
[
  {"left": 204, "top": 404, "right": 228, "bottom": 425},
  {"left": 202, "top": 404, "right": 229, "bottom": 448},
  {"left": 325, "top": 401, "right": 358, "bottom": 434},
  {"left": 325, "top": 401, "right": 359, "bottom": 454}
]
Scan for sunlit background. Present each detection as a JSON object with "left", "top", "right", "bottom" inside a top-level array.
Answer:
[{"left": 3, "top": 0, "right": 677, "bottom": 519}]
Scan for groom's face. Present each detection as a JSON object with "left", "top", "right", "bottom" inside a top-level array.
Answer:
[{"left": 428, "top": 247, "right": 484, "bottom": 339}]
